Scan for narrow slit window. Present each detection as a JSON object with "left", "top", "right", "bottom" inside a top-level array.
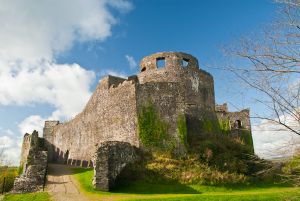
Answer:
[{"left": 156, "top": 57, "right": 165, "bottom": 68}]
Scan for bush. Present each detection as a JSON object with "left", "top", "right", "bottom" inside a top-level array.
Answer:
[
  {"left": 281, "top": 150, "right": 300, "bottom": 185},
  {"left": 117, "top": 152, "right": 247, "bottom": 186},
  {"left": 193, "top": 133, "right": 254, "bottom": 175},
  {"left": 0, "top": 167, "right": 18, "bottom": 193}
]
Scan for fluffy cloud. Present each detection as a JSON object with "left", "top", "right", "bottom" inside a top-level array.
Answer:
[
  {"left": 252, "top": 114, "right": 300, "bottom": 159},
  {"left": 0, "top": 62, "right": 95, "bottom": 119},
  {"left": 18, "top": 115, "right": 45, "bottom": 136},
  {"left": 125, "top": 55, "right": 137, "bottom": 70},
  {"left": 0, "top": 0, "right": 132, "bottom": 165},
  {"left": 0, "top": 0, "right": 132, "bottom": 63},
  {"left": 0, "top": 129, "right": 22, "bottom": 165},
  {"left": 0, "top": 0, "right": 132, "bottom": 119}
]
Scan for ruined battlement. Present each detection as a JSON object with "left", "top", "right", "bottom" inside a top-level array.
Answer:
[{"left": 140, "top": 52, "right": 199, "bottom": 72}]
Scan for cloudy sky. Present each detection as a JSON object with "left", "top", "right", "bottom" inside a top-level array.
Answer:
[{"left": 0, "top": 0, "right": 299, "bottom": 165}]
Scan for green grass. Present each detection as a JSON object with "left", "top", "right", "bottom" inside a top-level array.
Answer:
[
  {"left": 71, "top": 167, "right": 300, "bottom": 201},
  {"left": 0, "top": 167, "right": 18, "bottom": 193},
  {"left": 2, "top": 192, "right": 51, "bottom": 201}
]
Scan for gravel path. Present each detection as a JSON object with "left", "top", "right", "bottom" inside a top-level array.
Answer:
[{"left": 46, "top": 164, "right": 88, "bottom": 201}]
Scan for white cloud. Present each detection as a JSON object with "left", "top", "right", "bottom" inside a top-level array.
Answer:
[
  {"left": 18, "top": 115, "right": 45, "bottom": 136},
  {"left": 0, "top": 130, "right": 22, "bottom": 165},
  {"left": 0, "top": 0, "right": 132, "bottom": 165},
  {"left": 125, "top": 55, "right": 137, "bottom": 70},
  {"left": 252, "top": 114, "right": 300, "bottom": 159},
  {"left": 0, "top": 62, "right": 96, "bottom": 119},
  {"left": 0, "top": 0, "right": 132, "bottom": 63},
  {"left": 0, "top": 0, "right": 133, "bottom": 119}
]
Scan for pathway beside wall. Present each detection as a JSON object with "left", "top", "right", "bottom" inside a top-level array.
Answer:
[{"left": 46, "top": 164, "right": 88, "bottom": 201}]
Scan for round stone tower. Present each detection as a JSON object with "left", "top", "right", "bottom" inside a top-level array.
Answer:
[
  {"left": 140, "top": 52, "right": 199, "bottom": 72},
  {"left": 138, "top": 52, "right": 215, "bottom": 112}
]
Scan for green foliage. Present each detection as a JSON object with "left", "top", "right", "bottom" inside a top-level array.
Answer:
[
  {"left": 17, "top": 164, "right": 23, "bottom": 175},
  {"left": 129, "top": 191, "right": 300, "bottom": 201},
  {"left": 239, "top": 130, "right": 254, "bottom": 152},
  {"left": 282, "top": 151, "right": 300, "bottom": 182},
  {"left": 200, "top": 119, "right": 221, "bottom": 134},
  {"left": 138, "top": 101, "right": 169, "bottom": 149},
  {"left": 118, "top": 152, "right": 247, "bottom": 186},
  {"left": 218, "top": 118, "right": 231, "bottom": 135},
  {"left": 192, "top": 133, "right": 255, "bottom": 175},
  {"left": 0, "top": 167, "right": 18, "bottom": 193},
  {"left": 72, "top": 162, "right": 300, "bottom": 201},
  {"left": 177, "top": 114, "right": 188, "bottom": 148},
  {"left": 72, "top": 167, "right": 103, "bottom": 194},
  {"left": 3, "top": 192, "right": 51, "bottom": 201}
]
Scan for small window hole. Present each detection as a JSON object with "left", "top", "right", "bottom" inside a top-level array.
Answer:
[
  {"left": 235, "top": 120, "right": 242, "bottom": 129},
  {"left": 182, "top": 58, "right": 189, "bottom": 67},
  {"left": 156, "top": 57, "right": 165, "bottom": 68}
]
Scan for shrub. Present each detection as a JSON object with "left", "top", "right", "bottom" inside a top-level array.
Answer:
[
  {"left": 117, "top": 152, "right": 247, "bottom": 186},
  {"left": 0, "top": 167, "right": 18, "bottom": 193},
  {"left": 194, "top": 133, "right": 254, "bottom": 175}
]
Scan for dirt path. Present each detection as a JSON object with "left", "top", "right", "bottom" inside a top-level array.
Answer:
[{"left": 46, "top": 164, "right": 88, "bottom": 201}]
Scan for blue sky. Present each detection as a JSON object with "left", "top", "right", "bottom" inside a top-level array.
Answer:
[{"left": 0, "top": 0, "right": 290, "bottom": 164}]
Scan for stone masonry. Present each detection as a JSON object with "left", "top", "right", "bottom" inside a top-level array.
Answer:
[
  {"left": 16, "top": 52, "right": 252, "bottom": 192},
  {"left": 93, "top": 141, "right": 138, "bottom": 191},
  {"left": 13, "top": 130, "right": 47, "bottom": 193}
]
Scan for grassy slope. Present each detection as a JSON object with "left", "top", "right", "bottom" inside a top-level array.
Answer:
[
  {"left": 1, "top": 167, "right": 51, "bottom": 201},
  {"left": 72, "top": 168, "right": 300, "bottom": 201},
  {"left": 2, "top": 192, "right": 51, "bottom": 201}
]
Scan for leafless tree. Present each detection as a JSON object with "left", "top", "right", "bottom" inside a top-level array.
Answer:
[
  {"left": 221, "top": 0, "right": 300, "bottom": 184},
  {"left": 224, "top": 0, "right": 300, "bottom": 136}
]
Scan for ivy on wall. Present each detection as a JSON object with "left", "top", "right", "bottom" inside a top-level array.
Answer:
[
  {"left": 138, "top": 101, "right": 168, "bottom": 149},
  {"left": 200, "top": 118, "right": 221, "bottom": 134},
  {"left": 238, "top": 130, "right": 254, "bottom": 153},
  {"left": 177, "top": 114, "right": 188, "bottom": 148},
  {"left": 218, "top": 118, "right": 231, "bottom": 135}
]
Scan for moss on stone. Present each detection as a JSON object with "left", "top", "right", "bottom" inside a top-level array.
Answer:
[
  {"left": 177, "top": 114, "right": 188, "bottom": 148},
  {"left": 218, "top": 118, "right": 231, "bottom": 135},
  {"left": 138, "top": 101, "right": 168, "bottom": 149},
  {"left": 200, "top": 118, "right": 221, "bottom": 134},
  {"left": 239, "top": 130, "right": 254, "bottom": 153}
]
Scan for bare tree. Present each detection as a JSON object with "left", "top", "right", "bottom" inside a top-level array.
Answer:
[{"left": 224, "top": 0, "right": 300, "bottom": 137}]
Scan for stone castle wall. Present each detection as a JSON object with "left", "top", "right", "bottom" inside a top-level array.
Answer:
[
  {"left": 44, "top": 76, "right": 139, "bottom": 166},
  {"left": 43, "top": 52, "right": 216, "bottom": 165},
  {"left": 43, "top": 52, "right": 223, "bottom": 166},
  {"left": 216, "top": 103, "right": 251, "bottom": 130}
]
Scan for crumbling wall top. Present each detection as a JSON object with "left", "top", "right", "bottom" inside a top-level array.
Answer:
[
  {"left": 215, "top": 103, "right": 228, "bottom": 113},
  {"left": 44, "top": 120, "right": 60, "bottom": 128},
  {"left": 140, "top": 52, "right": 199, "bottom": 72}
]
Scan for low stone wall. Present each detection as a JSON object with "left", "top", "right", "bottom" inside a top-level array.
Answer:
[{"left": 93, "top": 141, "right": 138, "bottom": 191}]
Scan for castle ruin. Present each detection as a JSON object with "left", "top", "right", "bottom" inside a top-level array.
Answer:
[{"left": 14, "top": 52, "right": 253, "bottom": 192}]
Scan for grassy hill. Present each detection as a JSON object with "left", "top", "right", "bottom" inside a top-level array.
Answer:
[{"left": 70, "top": 167, "right": 300, "bottom": 201}]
